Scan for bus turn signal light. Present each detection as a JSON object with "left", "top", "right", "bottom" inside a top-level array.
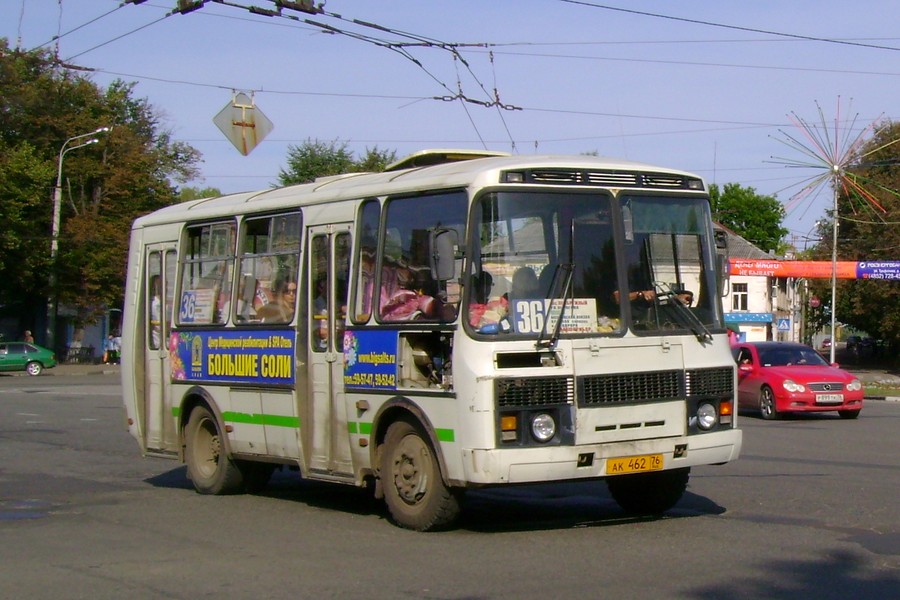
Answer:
[{"left": 500, "top": 415, "right": 517, "bottom": 441}]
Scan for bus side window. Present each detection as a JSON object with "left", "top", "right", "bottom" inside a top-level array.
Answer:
[
  {"left": 178, "top": 223, "right": 236, "bottom": 326},
  {"left": 235, "top": 213, "right": 301, "bottom": 325},
  {"left": 147, "top": 253, "right": 162, "bottom": 350},
  {"left": 353, "top": 199, "right": 380, "bottom": 323},
  {"left": 377, "top": 191, "right": 466, "bottom": 323}
]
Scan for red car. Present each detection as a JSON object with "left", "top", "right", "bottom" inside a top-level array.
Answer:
[{"left": 732, "top": 342, "right": 864, "bottom": 420}]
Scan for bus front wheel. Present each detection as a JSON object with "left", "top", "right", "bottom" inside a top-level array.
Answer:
[
  {"left": 380, "top": 418, "right": 460, "bottom": 531},
  {"left": 606, "top": 467, "right": 690, "bottom": 515},
  {"left": 185, "top": 405, "right": 243, "bottom": 495}
]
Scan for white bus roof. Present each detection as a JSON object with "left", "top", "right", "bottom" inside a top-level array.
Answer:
[{"left": 133, "top": 151, "right": 704, "bottom": 229}]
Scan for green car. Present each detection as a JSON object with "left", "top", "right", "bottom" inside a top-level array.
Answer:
[{"left": 0, "top": 342, "right": 57, "bottom": 376}]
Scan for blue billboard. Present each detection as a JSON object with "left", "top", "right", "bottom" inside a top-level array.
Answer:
[{"left": 169, "top": 329, "right": 294, "bottom": 385}]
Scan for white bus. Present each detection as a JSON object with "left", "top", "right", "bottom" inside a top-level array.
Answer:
[{"left": 121, "top": 150, "right": 742, "bottom": 530}]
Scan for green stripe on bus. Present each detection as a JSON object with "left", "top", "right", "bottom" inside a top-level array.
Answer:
[
  {"left": 222, "top": 411, "right": 300, "bottom": 428},
  {"left": 347, "top": 422, "right": 454, "bottom": 443},
  {"left": 436, "top": 428, "right": 455, "bottom": 442},
  {"left": 171, "top": 407, "right": 298, "bottom": 428}
]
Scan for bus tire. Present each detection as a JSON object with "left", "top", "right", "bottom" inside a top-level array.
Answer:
[
  {"left": 380, "top": 418, "right": 460, "bottom": 531},
  {"left": 606, "top": 467, "right": 690, "bottom": 515},
  {"left": 185, "top": 405, "right": 243, "bottom": 495}
]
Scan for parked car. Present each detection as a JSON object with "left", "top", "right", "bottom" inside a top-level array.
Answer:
[
  {"left": 845, "top": 335, "right": 861, "bottom": 350},
  {"left": 0, "top": 342, "right": 57, "bottom": 376},
  {"left": 858, "top": 337, "right": 878, "bottom": 358},
  {"left": 820, "top": 337, "right": 832, "bottom": 350},
  {"left": 732, "top": 341, "right": 863, "bottom": 420}
]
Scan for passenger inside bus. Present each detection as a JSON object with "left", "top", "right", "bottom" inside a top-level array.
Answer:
[
  {"left": 379, "top": 258, "right": 440, "bottom": 321},
  {"left": 256, "top": 275, "right": 297, "bottom": 323},
  {"left": 149, "top": 275, "right": 162, "bottom": 348},
  {"left": 467, "top": 269, "right": 510, "bottom": 330},
  {"left": 313, "top": 276, "right": 328, "bottom": 349}
]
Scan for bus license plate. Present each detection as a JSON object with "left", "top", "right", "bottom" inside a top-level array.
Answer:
[
  {"left": 607, "top": 453, "right": 663, "bottom": 475},
  {"left": 816, "top": 393, "right": 844, "bottom": 404}
]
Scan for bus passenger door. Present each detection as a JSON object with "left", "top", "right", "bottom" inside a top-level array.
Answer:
[
  {"left": 144, "top": 245, "right": 178, "bottom": 454},
  {"left": 306, "top": 224, "right": 353, "bottom": 477}
]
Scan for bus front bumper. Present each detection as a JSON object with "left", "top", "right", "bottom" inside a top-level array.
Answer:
[{"left": 461, "top": 429, "right": 742, "bottom": 485}]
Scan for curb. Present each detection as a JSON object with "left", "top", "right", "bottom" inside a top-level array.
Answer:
[{"left": 866, "top": 395, "right": 900, "bottom": 402}]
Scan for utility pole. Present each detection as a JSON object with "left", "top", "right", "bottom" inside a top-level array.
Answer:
[{"left": 46, "top": 127, "right": 109, "bottom": 351}]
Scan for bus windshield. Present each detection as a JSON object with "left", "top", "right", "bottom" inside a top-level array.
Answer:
[{"left": 467, "top": 190, "right": 722, "bottom": 339}]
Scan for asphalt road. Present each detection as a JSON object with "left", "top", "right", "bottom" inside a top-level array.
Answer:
[{"left": 1, "top": 373, "right": 898, "bottom": 599}]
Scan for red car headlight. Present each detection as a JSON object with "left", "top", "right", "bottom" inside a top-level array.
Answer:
[{"left": 782, "top": 379, "right": 806, "bottom": 393}]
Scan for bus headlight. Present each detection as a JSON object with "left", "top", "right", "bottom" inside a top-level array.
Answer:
[
  {"left": 697, "top": 403, "right": 718, "bottom": 430},
  {"left": 531, "top": 413, "right": 556, "bottom": 442}
]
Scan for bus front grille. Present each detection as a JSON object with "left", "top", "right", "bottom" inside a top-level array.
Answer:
[
  {"left": 686, "top": 367, "right": 734, "bottom": 397},
  {"left": 579, "top": 370, "right": 681, "bottom": 405},
  {"left": 579, "top": 367, "right": 734, "bottom": 406},
  {"left": 496, "top": 376, "right": 574, "bottom": 407}
]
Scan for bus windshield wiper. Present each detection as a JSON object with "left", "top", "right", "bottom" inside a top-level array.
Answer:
[
  {"left": 654, "top": 282, "right": 713, "bottom": 343},
  {"left": 536, "top": 263, "right": 574, "bottom": 349}
]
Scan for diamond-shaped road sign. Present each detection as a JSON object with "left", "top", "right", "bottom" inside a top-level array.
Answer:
[{"left": 213, "top": 92, "right": 273, "bottom": 156}]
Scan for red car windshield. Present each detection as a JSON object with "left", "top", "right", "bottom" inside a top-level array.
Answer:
[{"left": 757, "top": 346, "right": 829, "bottom": 367}]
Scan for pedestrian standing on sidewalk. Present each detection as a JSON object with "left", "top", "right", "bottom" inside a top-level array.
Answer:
[
  {"left": 104, "top": 334, "right": 121, "bottom": 364},
  {"left": 23, "top": 330, "right": 34, "bottom": 343}
]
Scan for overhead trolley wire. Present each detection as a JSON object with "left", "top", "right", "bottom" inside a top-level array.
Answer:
[{"left": 557, "top": 0, "right": 900, "bottom": 52}]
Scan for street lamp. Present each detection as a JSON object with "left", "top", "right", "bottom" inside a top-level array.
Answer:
[
  {"left": 45, "top": 126, "right": 110, "bottom": 351},
  {"left": 829, "top": 168, "right": 839, "bottom": 364}
]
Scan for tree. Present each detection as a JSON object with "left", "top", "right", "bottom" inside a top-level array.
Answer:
[
  {"left": 179, "top": 186, "right": 223, "bottom": 201},
  {"left": 0, "top": 142, "right": 55, "bottom": 306},
  {"left": 709, "top": 183, "right": 789, "bottom": 253},
  {"left": 810, "top": 120, "right": 900, "bottom": 350},
  {"left": 0, "top": 40, "right": 201, "bottom": 337},
  {"left": 277, "top": 139, "right": 396, "bottom": 185},
  {"left": 356, "top": 146, "right": 398, "bottom": 173}
]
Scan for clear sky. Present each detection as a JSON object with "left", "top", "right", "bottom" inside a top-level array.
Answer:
[{"left": 4, "top": 1, "right": 898, "bottom": 248}]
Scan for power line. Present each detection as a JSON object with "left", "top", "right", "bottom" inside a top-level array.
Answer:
[
  {"left": 64, "top": 13, "right": 173, "bottom": 61},
  {"left": 479, "top": 48, "right": 900, "bottom": 78},
  {"left": 557, "top": 0, "right": 900, "bottom": 52},
  {"left": 32, "top": 3, "right": 128, "bottom": 51}
]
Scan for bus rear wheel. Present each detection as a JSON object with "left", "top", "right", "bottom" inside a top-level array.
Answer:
[
  {"left": 606, "top": 467, "right": 690, "bottom": 515},
  {"left": 380, "top": 418, "right": 460, "bottom": 531},
  {"left": 185, "top": 405, "right": 243, "bottom": 495}
]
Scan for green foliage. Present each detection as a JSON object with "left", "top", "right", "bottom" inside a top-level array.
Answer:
[
  {"left": 277, "top": 139, "right": 396, "bottom": 185},
  {"left": 811, "top": 121, "right": 900, "bottom": 348},
  {"left": 356, "top": 146, "right": 398, "bottom": 173},
  {"left": 709, "top": 182, "right": 789, "bottom": 253},
  {"left": 0, "top": 39, "right": 201, "bottom": 328},
  {"left": 0, "top": 142, "right": 55, "bottom": 304},
  {"left": 179, "top": 186, "right": 223, "bottom": 201}
]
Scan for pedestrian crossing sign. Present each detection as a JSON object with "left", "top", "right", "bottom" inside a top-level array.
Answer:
[{"left": 776, "top": 318, "right": 790, "bottom": 331}]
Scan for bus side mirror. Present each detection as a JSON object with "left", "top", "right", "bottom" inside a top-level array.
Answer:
[
  {"left": 430, "top": 228, "right": 458, "bottom": 282},
  {"left": 714, "top": 229, "right": 729, "bottom": 297},
  {"left": 717, "top": 253, "right": 730, "bottom": 297}
]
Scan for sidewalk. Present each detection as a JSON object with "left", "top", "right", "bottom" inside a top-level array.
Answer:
[
  {"left": 40, "top": 363, "right": 121, "bottom": 376},
  {"left": 849, "top": 367, "right": 900, "bottom": 401}
]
